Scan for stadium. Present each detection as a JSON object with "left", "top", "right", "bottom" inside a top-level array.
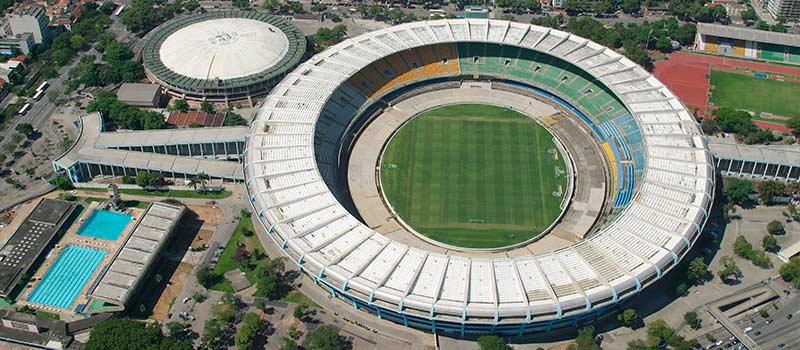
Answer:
[
  {"left": 244, "top": 19, "right": 715, "bottom": 336},
  {"left": 141, "top": 11, "right": 306, "bottom": 106}
]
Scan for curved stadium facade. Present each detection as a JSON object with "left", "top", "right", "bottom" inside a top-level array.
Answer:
[
  {"left": 244, "top": 19, "right": 715, "bottom": 335},
  {"left": 142, "top": 11, "right": 306, "bottom": 106}
]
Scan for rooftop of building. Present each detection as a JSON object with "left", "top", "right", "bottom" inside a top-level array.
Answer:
[
  {"left": 142, "top": 11, "right": 305, "bottom": 91},
  {"left": 0, "top": 199, "right": 76, "bottom": 297},
  {"left": 116, "top": 83, "right": 161, "bottom": 104},
  {"left": 707, "top": 135, "right": 800, "bottom": 165},
  {"left": 697, "top": 22, "right": 800, "bottom": 48}
]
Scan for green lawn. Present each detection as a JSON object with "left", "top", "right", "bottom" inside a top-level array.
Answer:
[
  {"left": 380, "top": 104, "right": 568, "bottom": 248},
  {"left": 710, "top": 70, "right": 800, "bottom": 118},
  {"left": 209, "top": 216, "right": 269, "bottom": 293},
  {"left": 82, "top": 187, "right": 232, "bottom": 199}
]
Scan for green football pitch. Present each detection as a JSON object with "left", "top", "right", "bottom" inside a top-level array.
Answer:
[
  {"left": 380, "top": 104, "right": 568, "bottom": 249},
  {"left": 710, "top": 70, "right": 800, "bottom": 118}
]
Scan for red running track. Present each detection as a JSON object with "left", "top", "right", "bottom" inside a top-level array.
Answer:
[{"left": 653, "top": 51, "right": 800, "bottom": 131}]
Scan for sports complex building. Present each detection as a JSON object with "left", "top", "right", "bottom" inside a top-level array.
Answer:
[
  {"left": 695, "top": 23, "right": 800, "bottom": 64},
  {"left": 244, "top": 19, "right": 715, "bottom": 335},
  {"left": 142, "top": 11, "right": 306, "bottom": 106}
]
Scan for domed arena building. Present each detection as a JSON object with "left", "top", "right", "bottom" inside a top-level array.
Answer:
[
  {"left": 142, "top": 11, "right": 306, "bottom": 106},
  {"left": 243, "top": 19, "right": 714, "bottom": 336}
]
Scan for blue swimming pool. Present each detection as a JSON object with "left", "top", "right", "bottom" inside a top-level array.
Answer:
[
  {"left": 76, "top": 210, "right": 131, "bottom": 240},
  {"left": 28, "top": 245, "right": 106, "bottom": 309}
]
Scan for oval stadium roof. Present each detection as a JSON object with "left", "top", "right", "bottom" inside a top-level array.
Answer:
[{"left": 244, "top": 19, "right": 715, "bottom": 331}]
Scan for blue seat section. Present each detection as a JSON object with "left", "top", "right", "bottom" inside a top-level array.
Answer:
[
  {"left": 614, "top": 164, "right": 635, "bottom": 207},
  {"left": 501, "top": 81, "right": 606, "bottom": 142},
  {"left": 599, "top": 122, "right": 631, "bottom": 160},
  {"left": 606, "top": 140, "right": 624, "bottom": 192},
  {"left": 612, "top": 114, "right": 645, "bottom": 174}
]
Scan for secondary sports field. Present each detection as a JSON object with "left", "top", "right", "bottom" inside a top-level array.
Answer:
[
  {"left": 710, "top": 70, "right": 800, "bottom": 118},
  {"left": 380, "top": 104, "right": 568, "bottom": 249}
]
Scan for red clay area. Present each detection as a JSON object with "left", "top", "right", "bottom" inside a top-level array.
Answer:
[{"left": 654, "top": 51, "right": 800, "bottom": 131}]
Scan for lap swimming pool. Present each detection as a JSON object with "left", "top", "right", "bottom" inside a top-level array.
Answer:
[
  {"left": 27, "top": 245, "right": 106, "bottom": 309},
  {"left": 76, "top": 209, "right": 132, "bottom": 240}
]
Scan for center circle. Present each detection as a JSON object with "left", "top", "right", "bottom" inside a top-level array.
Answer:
[{"left": 379, "top": 104, "right": 570, "bottom": 249}]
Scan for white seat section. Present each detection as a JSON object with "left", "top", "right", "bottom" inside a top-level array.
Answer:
[
  {"left": 410, "top": 254, "right": 448, "bottom": 300},
  {"left": 637, "top": 192, "right": 691, "bottom": 220},
  {"left": 605, "top": 226, "right": 662, "bottom": 260},
  {"left": 589, "top": 235, "right": 645, "bottom": 274},
  {"left": 556, "top": 250, "right": 601, "bottom": 291},
  {"left": 468, "top": 261, "right": 494, "bottom": 305},
  {"left": 382, "top": 249, "right": 427, "bottom": 293},
  {"left": 258, "top": 134, "right": 312, "bottom": 148},
  {"left": 493, "top": 260, "right": 525, "bottom": 304},
  {"left": 261, "top": 110, "right": 318, "bottom": 124},
  {"left": 645, "top": 135, "right": 695, "bottom": 148},
  {"left": 336, "top": 234, "right": 388, "bottom": 274},
  {"left": 269, "top": 181, "right": 329, "bottom": 204},
  {"left": 317, "top": 225, "right": 372, "bottom": 263},
  {"left": 264, "top": 169, "right": 318, "bottom": 191},
  {"left": 636, "top": 113, "right": 682, "bottom": 124},
  {"left": 295, "top": 215, "right": 360, "bottom": 250},
  {"left": 357, "top": 242, "right": 406, "bottom": 284},
  {"left": 572, "top": 242, "right": 624, "bottom": 283},
  {"left": 515, "top": 257, "right": 553, "bottom": 302},
  {"left": 641, "top": 182, "right": 697, "bottom": 207},
  {"left": 648, "top": 158, "right": 704, "bottom": 177},
  {"left": 274, "top": 192, "right": 337, "bottom": 221},
  {"left": 624, "top": 203, "right": 686, "bottom": 233},
  {"left": 261, "top": 158, "right": 316, "bottom": 177},
  {"left": 646, "top": 169, "right": 706, "bottom": 192},
  {"left": 536, "top": 254, "right": 577, "bottom": 298},
  {"left": 287, "top": 205, "right": 349, "bottom": 233},
  {"left": 439, "top": 258, "right": 470, "bottom": 302},
  {"left": 647, "top": 147, "right": 699, "bottom": 162}
]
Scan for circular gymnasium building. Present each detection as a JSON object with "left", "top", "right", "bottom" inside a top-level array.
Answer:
[
  {"left": 142, "top": 11, "right": 306, "bottom": 106},
  {"left": 244, "top": 19, "right": 715, "bottom": 336}
]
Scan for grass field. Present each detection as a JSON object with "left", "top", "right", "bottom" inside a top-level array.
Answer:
[
  {"left": 710, "top": 70, "right": 800, "bottom": 118},
  {"left": 380, "top": 104, "right": 568, "bottom": 248}
]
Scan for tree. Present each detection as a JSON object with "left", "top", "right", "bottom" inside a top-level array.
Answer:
[
  {"left": 187, "top": 172, "right": 210, "bottom": 192},
  {"left": 758, "top": 181, "right": 786, "bottom": 205},
  {"left": 723, "top": 178, "right": 753, "bottom": 207},
  {"left": 135, "top": 171, "right": 165, "bottom": 189},
  {"left": 196, "top": 264, "right": 214, "bottom": 288},
  {"left": 172, "top": 98, "right": 189, "bottom": 111},
  {"left": 617, "top": 308, "right": 639, "bottom": 328},
  {"left": 756, "top": 20, "right": 770, "bottom": 30},
  {"left": 281, "top": 336, "right": 298, "bottom": 350},
  {"left": 477, "top": 335, "right": 511, "bottom": 350},
  {"left": 569, "top": 326, "right": 600, "bottom": 350},
  {"left": 99, "top": 2, "right": 118, "bottom": 15},
  {"left": 687, "top": 257, "right": 710, "bottom": 283},
  {"left": 50, "top": 174, "right": 74, "bottom": 190},
  {"left": 740, "top": 8, "right": 757, "bottom": 23},
  {"left": 87, "top": 318, "right": 191, "bottom": 350},
  {"left": 235, "top": 312, "right": 266, "bottom": 350},
  {"left": 200, "top": 100, "right": 214, "bottom": 113},
  {"left": 232, "top": 0, "right": 249, "bottom": 8},
  {"left": 303, "top": 325, "right": 341, "bottom": 350},
  {"left": 293, "top": 303, "right": 309, "bottom": 321},
  {"left": 787, "top": 116, "right": 800, "bottom": 136},
  {"left": 313, "top": 25, "right": 347, "bottom": 52},
  {"left": 223, "top": 113, "right": 247, "bottom": 126},
  {"left": 762, "top": 234, "right": 779, "bottom": 252},
  {"left": 675, "top": 282, "right": 688, "bottom": 296},
  {"left": 201, "top": 319, "right": 224, "bottom": 348},
  {"left": 718, "top": 256, "right": 741, "bottom": 283},
  {"left": 779, "top": 257, "right": 800, "bottom": 287},
  {"left": 621, "top": 0, "right": 640, "bottom": 13},
  {"left": 767, "top": 220, "right": 785, "bottom": 235},
  {"left": 684, "top": 311, "right": 701, "bottom": 329},
  {"left": 166, "top": 321, "right": 185, "bottom": 338},
  {"left": 311, "top": 2, "right": 327, "bottom": 12},
  {"left": 15, "top": 123, "right": 34, "bottom": 138},
  {"left": 734, "top": 236, "right": 754, "bottom": 257},
  {"left": 701, "top": 118, "right": 719, "bottom": 134}
]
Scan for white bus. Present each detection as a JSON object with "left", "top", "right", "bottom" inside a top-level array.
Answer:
[
  {"left": 17, "top": 103, "right": 31, "bottom": 115},
  {"left": 35, "top": 81, "right": 48, "bottom": 92},
  {"left": 32, "top": 89, "right": 44, "bottom": 101},
  {"left": 113, "top": 4, "right": 125, "bottom": 16}
]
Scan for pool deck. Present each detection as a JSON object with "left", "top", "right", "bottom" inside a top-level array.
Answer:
[{"left": 18, "top": 202, "right": 146, "bottom": 319}]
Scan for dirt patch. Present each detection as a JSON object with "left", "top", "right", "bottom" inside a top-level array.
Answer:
[
  {"left": 186, "top": 204, "right": 223, "bottom": 226},
  {"left": 151, "top": 262, "right": 193, "bottom": 321}
]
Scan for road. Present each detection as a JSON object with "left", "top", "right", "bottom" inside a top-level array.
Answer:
[{"left": 746, "top": 295, "right": 800, "bottom": 350}]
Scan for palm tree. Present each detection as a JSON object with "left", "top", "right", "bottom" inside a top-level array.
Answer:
[{"left": 187, "top": 172, "right": 211, "bottom": 193}]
